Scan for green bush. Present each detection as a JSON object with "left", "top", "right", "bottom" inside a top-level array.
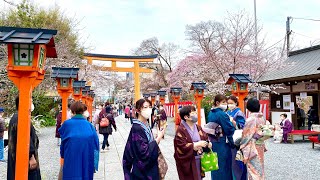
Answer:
[{"left": 201, "top": 95, "right": 214, "bottom": 123}]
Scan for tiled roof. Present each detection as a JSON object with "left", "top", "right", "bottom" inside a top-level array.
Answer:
[
  {"left": 51, "top": 67, "right": 79, "bottom": 79},
  {"left": 0, "top": 26, "right": 58, "bottom": 58},
  {"left": 190, "top": 82, "right": 206, "bottom": 90},
  {"left": 170, "top": 87, "right": 182, "bottom": 93},
  {"left": 73, "top": 81, "right": 86, "bottom": 88},
  {"left": 84, "top": 53, "right": 158, "bottom": 59},
  {"left": 258, "top": 45, "right": 320, "bottom": 84},
  {"left": 157, "top": 90, "right": 167, "bottom": 96},
  {"left": 227, "top": 74, "right": 253, "bottom": 84}
]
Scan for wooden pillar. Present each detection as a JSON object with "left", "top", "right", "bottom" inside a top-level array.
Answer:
[
  {"left": 15, "top": 77, "right": 33, "bottom": 180},
  {"left": 134, "top": 61, "right": 140, "bottom": 102},
  {"left": 290, "top": 85, "right": 298, "bottom": 130},
  {"left": 58, "top": 91, "right": 71, "bottom": 123}
]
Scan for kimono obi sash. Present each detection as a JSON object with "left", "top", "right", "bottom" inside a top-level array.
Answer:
[{"left": 132, "top": 119, "right": 154, "bottom": 143}]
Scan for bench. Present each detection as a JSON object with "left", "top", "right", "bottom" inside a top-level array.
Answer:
[
  {"left": 308, "top": 136, "right": 320, "bottom": 149},
  {"left": 288, "top": 130, "right": 320, "bottom": 144}
]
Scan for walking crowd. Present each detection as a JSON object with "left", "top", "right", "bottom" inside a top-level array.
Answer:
[{"left": 0, "top": 94, "right": 288, "bottom": 180}]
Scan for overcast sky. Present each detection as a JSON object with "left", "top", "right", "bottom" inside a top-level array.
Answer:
[{"left": 3, "top": 0, "right": 320, "bottom": 56}]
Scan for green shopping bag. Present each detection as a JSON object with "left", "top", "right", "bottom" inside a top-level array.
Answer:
[{"left": 201, "top": 150, "right": 219, "bottom": 172}]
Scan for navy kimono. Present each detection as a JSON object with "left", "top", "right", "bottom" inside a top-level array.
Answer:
[
  {"left": 208, "top": 108, "right": 235, "bottom": 180},
  {"left": 123, "top": 119, "right": 159, "bottom": 180},
  {"left": 227, "top": 108, "right": 247, "bottom": 180},
  {"left": 59, "top": 114, "right": 99, "bottom": 180}
]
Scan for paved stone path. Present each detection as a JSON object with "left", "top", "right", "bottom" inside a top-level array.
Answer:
[{"left": 1, "top": 114, "right": 320, "bottom": 179}]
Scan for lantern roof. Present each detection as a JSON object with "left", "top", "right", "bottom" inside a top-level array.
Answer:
[
  {"left": 85, "top": 86, "right": 91, "bottom": 91},
  {"left": 0, "top": 26, "right": 58, "bottom": 58},
  {"left": 51, "top": 67, "right": 79, "bottom": 79},
  {"left": 143, "top": 93, "right": 150, "bottom": 97},
  {"left": 170, "top": 87, "right": 182, "bottom": 93},
  {"left": 226, "top": 74, "right": 253, "bottom": 84},
  {"left": 157, "top": 90, "right": 167, "bottom": 96},
  {"left": 150, "top": 92, "right": 157, "bottom": 97},
  {"left": 190, "top": 82, "right": 206, "bottom": 90},
  {"left": 73, "top": 81, "right": 86, "bottom": 88}
]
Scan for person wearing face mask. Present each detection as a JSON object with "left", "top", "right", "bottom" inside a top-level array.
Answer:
[
  {"left": 207, "top": 94, "right": 235, "bottom": 180},
  {"left": 7, "top": 96, "right": 41, "bottom": 180},
  {"left": 123, "top": 98, "right": 166, "bottom": 180},
  {"left": 226, "top": 96, "right": 247, "bottom": 180},
  {"left": 158, "top": 104, "right": 167, "bottom": 138},
  {"left": 98, "top": 103, "right": 117, "bottom": 151},
  {"left": 174, "top": 105, "right": 212, "bottom": 180}
]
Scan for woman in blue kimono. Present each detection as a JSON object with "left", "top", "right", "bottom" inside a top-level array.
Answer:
[
  {"left": 59, "top": 101, "right": 99, "bottom": 180},
  {"left": 208, "top": 94, "right": 235, "bottom": 180},
  {"left": 123, "top": 98, "right": 166, "bottom": 180},
  {"left": 227, "top": 96, "right": 247, "bottom": 180}
]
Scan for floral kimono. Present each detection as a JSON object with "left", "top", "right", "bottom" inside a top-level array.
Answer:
[{"left": 240, "top": 113, "right": 266, "bottom": 180}]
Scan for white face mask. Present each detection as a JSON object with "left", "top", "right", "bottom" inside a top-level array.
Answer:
[
  {"left": 228, "top": 104, "right": 236, "bottom": 110},
  {"left": 83, "top": 110, "right": 89, "bottom": 118},
  {"left": 31, "top": 103, "right": 35, "bottom": 112},
  {"left": 219, "top": 104, "right": 228, "bottom": 111},
  {"left": 141, "top": 108, "right": 152, "bottom": 119}
]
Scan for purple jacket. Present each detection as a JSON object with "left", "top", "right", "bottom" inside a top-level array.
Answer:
[{"left": 280, "top": 119, "right": 293, "bottom": 134}]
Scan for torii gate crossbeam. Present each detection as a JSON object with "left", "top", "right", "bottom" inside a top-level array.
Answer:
[{"left": 83, "top": 53, "right": 158, "bottom": 103}]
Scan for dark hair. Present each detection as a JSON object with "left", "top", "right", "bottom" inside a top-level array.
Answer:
[
  {"left": 214, "top": 94, "right": 227, "bottom": 106},
  {"left": 15, "top": 96, "right": 19, "bottom": 110},
  {"left": 228, "top": 96, "right": 238, "bottom": 106},
  {"left": 99, "top": 104, "right": 104, "bottom": 107},
  {"left": 135, "top": 98, "right": 152, "bottom": 118},
  {"left": 83, "top": 104, "right": 88, "bottom": 111},
  {"left": 179, "top": 105, "right": 196, "bottom": 121},
  {"left": 280, "top": 113, "right": 287, "bottom": 118},
  {"left": 68, "top": 103, "right": 71, "bottom": 109},
  {"left": 70, "top": 101, "right": 85, "bottom": 115},
  {"left": 105, "top": 102, "right": 110, "bottom": 107},
  {"left": 246, "top": 98, "right": 260, "bottom": 113}
]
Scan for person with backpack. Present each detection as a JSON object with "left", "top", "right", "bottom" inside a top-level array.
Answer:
[
  {"left": 98, "top": 104, "right": 117, "bottom": 151},
  {"left": 207, "top": 94, "right": 235, "bottom": 180}
]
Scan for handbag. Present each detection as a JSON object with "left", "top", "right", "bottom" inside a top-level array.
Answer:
[
  {"left": 158, "top": 149, "right": 168, "bottom": 179},
  {"left": 100, "top": 114, "right": 110, "bottom": 127},
  {"left": 201, "top": 150, "right": 219, "bottom": 172}
]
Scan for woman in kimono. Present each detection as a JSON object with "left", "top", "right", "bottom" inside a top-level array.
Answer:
[
  {"left": 59, "top": 101, "right": 99, "bottom": 180},
  {"left": 279, "top": 113, "right": 293, "bottom": 143},
  {"left": 226, "top": 96, "right": 247, "bottom": 180},
  {"left": 55, "top": 104, "right": 62, "bottom": 146},
  {"left": 240, "top": 98, "right": 267, "bottom": 180},
  {"left": 123, "top": 98, "right": 166, "bottom": 180},
  {"left": 7, "top": 97, "right": 41, "bottom": 180},
  {"left": 208, "top": 94, "right": 235, "bottom": 180},
  {"left": 174, "top": 105, "right": 212, "bottom": 180}
]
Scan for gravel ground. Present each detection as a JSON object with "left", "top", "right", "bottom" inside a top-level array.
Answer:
[
  {"left": 1, "top": 119, "right": 320, "bottom": 180},
  {"left": 0, "top": 127, "right": 61, "bottom": 180}
]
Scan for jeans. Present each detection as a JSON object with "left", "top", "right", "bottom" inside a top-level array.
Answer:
[
  {"left": 102, "top": 133, "right": 109, "bottom": 150},
  {"left": 0, "top": 138, "right": 4, "bottom": 160}
]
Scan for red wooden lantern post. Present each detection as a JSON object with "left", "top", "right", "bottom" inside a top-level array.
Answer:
[
  {"left": 143, "top": 93, "right": 150, "bottom": 100},
  {"left": 170, "top": 87, "right": 182, "bottom": 131},
  {"left": 190, "top": 82, "right": 206, "bottom": 126},
  {"left": 150, "top": 93, "right": 157, "bottom": 106},
  {"left": 226, "top": 74, "right": 253, "bottom": 112},
  {"left": 0, "top": 26, "right": 57, "bottom": 179},
  {"left": 51, "top": 67, "right": 79, "bottom": 124},
  {"left": 157, "top": 90, "right": 167, "bottom": 105},
  {"left": 82, "top": 86, "right": 91, "bottom": 106},
  {"left": 72, "top": 81, "right": 86, "bottom": 101}
]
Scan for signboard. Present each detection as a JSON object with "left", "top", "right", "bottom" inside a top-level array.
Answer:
[
  {"left": 283, "top": 95, "right": 291, "bottom": 110},
  {"left": 276, "top": 100, "right": 281, "bottom": 108},
  {"left": 305, "top": 83, "right": 316, "bottom": 90},
  {"left": 290, "top": 102, "right": 295, "bottom": 114},
  {"left": 300, "top": 92, "right": 307, "bottom": 99}
]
